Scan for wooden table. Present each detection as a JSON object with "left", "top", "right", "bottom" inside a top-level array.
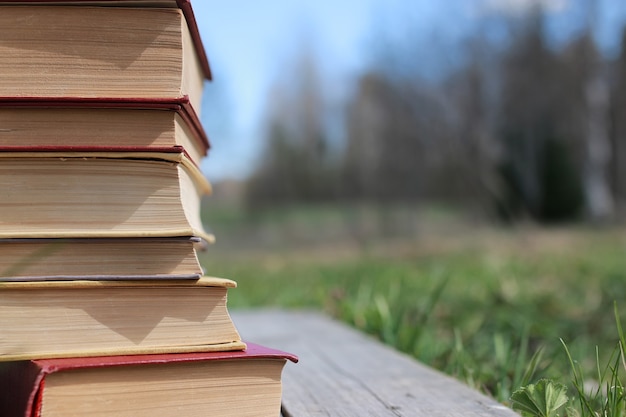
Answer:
[{"left": 232, "top": 310, "right": 519, "bottom": 417}]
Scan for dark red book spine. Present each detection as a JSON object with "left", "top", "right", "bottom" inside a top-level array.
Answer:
[
  {"left": 0, "top": 96, "right": 211, "bottom": 151},
  {"left": 0, "top": 343, "right": 298, "bottom": 417}
]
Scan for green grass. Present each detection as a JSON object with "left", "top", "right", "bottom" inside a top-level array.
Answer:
[
  {"left": 199, "top": 213, "right": 626, "bottom": 407},
  {"left": 510, "top": 306, "right": 626, "bottom": 417}
]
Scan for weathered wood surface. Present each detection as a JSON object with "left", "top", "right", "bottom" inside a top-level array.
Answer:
[{"left": 231, "top": 309, "right": 519, "bottom": 417}]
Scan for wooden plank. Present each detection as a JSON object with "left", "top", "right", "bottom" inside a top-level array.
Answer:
[{"left": 232, "top": 310, "right": 519, "bottom": 417}]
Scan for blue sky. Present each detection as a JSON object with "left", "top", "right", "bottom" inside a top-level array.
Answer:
[
  {"left": 191, "top": 0, "right": 626, "bottom": 182},
  {"left": 193, "top": 0, "right": 391, "bottom": 181}
]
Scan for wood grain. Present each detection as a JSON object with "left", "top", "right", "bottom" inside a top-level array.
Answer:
[{"left": 232, "top": 310, "right": 519, "bottom": 417}]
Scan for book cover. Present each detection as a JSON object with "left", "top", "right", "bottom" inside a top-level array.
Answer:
[{"left": 0, "top": 343, "right": 298, "bottom": 417}]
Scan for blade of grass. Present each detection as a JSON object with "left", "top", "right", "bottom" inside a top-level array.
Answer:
[{"left": 561, "top": 338, "right": 596, "bottom": 417}]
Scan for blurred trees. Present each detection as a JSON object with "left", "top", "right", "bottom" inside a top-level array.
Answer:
[
  {"left": 245, "top": 1, "right": 626, "bottom": 225},
  {"left": 496, "top": 9, "right": 584, "bottom": 222},
  {"left": 612, "top": 29, "right": 626, "bottom": 207},
  {"left": 343, "top": 72, "right": 432, "bottom": 203},
  {"left": 246, "top": 45, "right": 337, "bottom": 206}
]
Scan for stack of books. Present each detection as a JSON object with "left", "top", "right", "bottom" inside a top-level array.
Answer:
[{"left": 0, "top": 1, "right": 296, "bottom": 416}]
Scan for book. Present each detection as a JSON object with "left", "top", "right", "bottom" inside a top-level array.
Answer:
[
  {"left": 0, "top": 237, "right": 206, "bottom": 282},
  {"left": 0, "top": 343, "right": 297, "bottom": 417},
  {"left": 0, "top": 276, "right": 246, "bottom": 361},
  {"left": 0, "top": 97, "right": 210, "bottom": 166},
  {"left": 0, "top": 151, "right": 214, "bottom": 242},
  {"left": 0, "top": 2, "right": 209, "bottom": 110}
]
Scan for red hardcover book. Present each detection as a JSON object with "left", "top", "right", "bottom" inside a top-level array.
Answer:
[
  {"left": 0, "top": 0, "right": 212, "bottom": 81},
  {"left": 0, "top": 96, "right": 210, "bottom": 164},
  {"left": 0, "top": 1, "right": 210, "bottom": 110},
  {"left": 0, "top": 343, "right": 298, "bottom": 417},
  {"left": 0, "top": 0, "right": 211, "bottom": 81}
]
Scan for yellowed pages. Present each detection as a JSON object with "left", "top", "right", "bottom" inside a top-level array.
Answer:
[
  {"left": 0, "top": 155, "right": 214, "bottom": 242},
  {"left": 0, "top": 277, "right": 244, "bottom": 361}
]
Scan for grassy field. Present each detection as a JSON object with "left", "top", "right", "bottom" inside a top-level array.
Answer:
[{"left": 200, "top": 203, "right": 626, "bottom": 410}]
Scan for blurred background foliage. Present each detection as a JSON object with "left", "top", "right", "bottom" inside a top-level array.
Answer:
[
  {"left": 207, "top": 1, "right": 626, "bottom": 226},
  {"left": 200, "top": 0, "right": 626, "bottom": 405}
]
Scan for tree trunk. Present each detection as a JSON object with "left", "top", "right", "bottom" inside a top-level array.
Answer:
[{"left": 584, "top": 75, "right": 614, "bottom": 222}]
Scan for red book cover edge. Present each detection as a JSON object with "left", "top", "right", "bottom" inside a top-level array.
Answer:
[
  {"left": 0, "top": 146, "right": 204, "bottom": 171},
  {"left": 175, "top": 0, "right": 212, "bottom": 80},
  {"left": 0, "top": 344, "right": 297, "bottom": 417},
  {"left": 0, "top": 145, "right": 183, "bottom": 153},
  {"left": 16, "top": 343, "right": 297, "bottom": 417},
  {"left": 0, "top": 0, "right": 212, "bottom": 80},
  {"left": 0, "top": 96, "right": 211, "bottom": 152},
  {"left": 33, "top": 343, "right": 298, "bottom": 372}
]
